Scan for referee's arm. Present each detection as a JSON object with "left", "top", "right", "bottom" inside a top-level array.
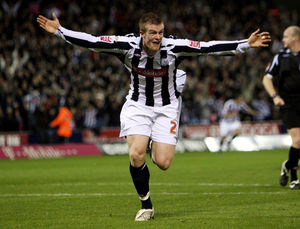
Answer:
[{"left": 262, "top": 75, "right": 285, "bottom": 106}]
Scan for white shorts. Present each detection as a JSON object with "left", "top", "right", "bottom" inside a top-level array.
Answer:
[
  {"left": 219, "top": 120, "right": 241, "bottom": 137},
  {"left": 119, "top": 99, "right": 182, "bottom": 145}
]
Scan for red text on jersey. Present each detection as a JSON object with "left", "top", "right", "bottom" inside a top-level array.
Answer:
[
  {"left": 189, "top": 41, "right": 201, "bottom": 49},
  {"left": 100, "top": 36, "right": 112, "bottom": 43}
]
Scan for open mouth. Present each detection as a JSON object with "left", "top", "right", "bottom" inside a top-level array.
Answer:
[{"left": 152, "top": 41, "right": 160, "bottom": 47}]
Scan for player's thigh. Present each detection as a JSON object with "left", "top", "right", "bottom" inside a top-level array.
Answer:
[
  {"left": 287, "top": 127, "right": 300, "bottom": 148},
  {"left": 232, "top": 121, "right": 241, "bottom": 133},
  {"left": 127, "top": 135, "right": 150, "bottom": 166},
  {"left": 119, "top": 100, "right": 153, "bottom": 137},
  {"left": 220, "top": 121, "right": 231, "bottom": 136}
]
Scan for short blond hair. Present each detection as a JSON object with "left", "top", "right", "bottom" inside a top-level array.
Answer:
[
  {"left": 288, "top": 25, "right": 300, "bottom": 39},
  {"left": 139, "top": 12, "right": 163, "bottom": 33}
]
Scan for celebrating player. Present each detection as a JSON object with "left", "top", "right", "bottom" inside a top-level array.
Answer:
[{"left": 37, "top": 12, "right": 271, "bottom": 221}]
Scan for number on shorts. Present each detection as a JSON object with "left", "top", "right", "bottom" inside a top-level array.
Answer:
[{"left": 170, "top": 121, "right": 177, "bottom": 134}]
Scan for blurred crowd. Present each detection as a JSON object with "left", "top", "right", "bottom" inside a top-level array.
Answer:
[{"left": 0, "top": 0, "right": 299, "bottom": 137}]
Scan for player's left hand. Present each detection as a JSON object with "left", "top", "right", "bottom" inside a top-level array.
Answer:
[{"left": 248, "top": 29, "right": 271, "bottom": 48}]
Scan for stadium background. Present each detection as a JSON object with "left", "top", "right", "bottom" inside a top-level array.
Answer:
[
  {"left": 0, "top": 0, "right": 300, "bottom": 145},
  {"left": 1, "top": 1, "right": 300, "bottom": 228}
]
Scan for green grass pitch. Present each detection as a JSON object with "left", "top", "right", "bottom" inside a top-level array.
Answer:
[{"left": 0, "top": 149, "right": 300, "bottom": 229}]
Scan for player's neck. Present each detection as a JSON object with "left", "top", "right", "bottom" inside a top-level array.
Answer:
[{"left": 143, "top": 45, "right": 158, "bottom": 57}]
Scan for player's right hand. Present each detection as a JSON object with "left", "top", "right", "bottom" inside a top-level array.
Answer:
[
  {"left": 37, "top": 12, "right": 60, "bottom": 34},
  {"left": 273, "top": 96, "right": 285, "bottom": 106}
]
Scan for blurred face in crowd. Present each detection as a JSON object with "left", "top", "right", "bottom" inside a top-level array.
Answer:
[
  {"left": 141, "top": 22, "right": 164, "bottom": 56},
  {"left": 235, "top": 95, "right": 244, "bottom": 104},
  {"left": 282, "top": 26, "right": 300, "bottom": 51}
]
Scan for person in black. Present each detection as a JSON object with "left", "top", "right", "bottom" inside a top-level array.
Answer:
[{"left": 263, "top": 25, "right": 300, "bottom": 189}]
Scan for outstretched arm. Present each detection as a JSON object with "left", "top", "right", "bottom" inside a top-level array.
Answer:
[
  {"left": 36, "top": 13, "right": 131, "bottom": 54},
  {"left": 171, "top": 29, "right": 271, "bottom": 57},
  {"left": 248, "top": 29, "right": 271, "bottom": 48},
  {"left": 37, "top": 12, "right": 60, "bottom": 34}
]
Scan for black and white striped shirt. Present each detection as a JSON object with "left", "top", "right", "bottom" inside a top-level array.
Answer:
[
  {"left": 221, "top": 99, "right": 248, "bottom": 122},
  {"left": 55, "top": 26, "right": 250, "bottom": 107}
]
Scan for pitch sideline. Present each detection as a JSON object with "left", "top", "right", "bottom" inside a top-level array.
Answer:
[
  {"left": 2, "top": 182, "right": 276, "bottom": 187},
  {"left": 0, "top": 191, "right": 290, "bottom": 198}
]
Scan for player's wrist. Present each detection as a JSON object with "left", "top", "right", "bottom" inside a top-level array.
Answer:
[{"left": 271, "top": 93, "right": 278, "bottom": 99}]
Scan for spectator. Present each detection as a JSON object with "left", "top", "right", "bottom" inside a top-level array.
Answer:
[
  {"left": 0, "top": 107, "right": 5, "bottom": 131},
  {"left": 34, "top": 100, "right": 50, "bottom": 144},
  {"left": 49, "top": 104, "right": 73, "bottom": 144},
  {"left": 83, "top": 101, "right": 98, "bottom": 133},
  {"left": 2, "top": 107, "right": 19, "bottom": 132},
  {"left": 0, "top": 0, "right": 299, "bottom": 136}
]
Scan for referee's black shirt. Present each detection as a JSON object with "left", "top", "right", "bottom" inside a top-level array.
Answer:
[{"left": 265, "top": 49, "right": 300, "bottom": 105}]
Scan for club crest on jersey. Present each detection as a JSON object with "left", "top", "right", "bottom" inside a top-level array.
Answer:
[
  {"left": 161, "top": 58, "right": 169, "bottom": 66},
  {"left": 99, "top": 36, "right": 113, "bottom": 43}
]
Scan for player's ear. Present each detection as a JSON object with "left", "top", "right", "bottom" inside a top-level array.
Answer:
[{"left": 140, "top": 31, "right": 145, "bottom": 38}]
